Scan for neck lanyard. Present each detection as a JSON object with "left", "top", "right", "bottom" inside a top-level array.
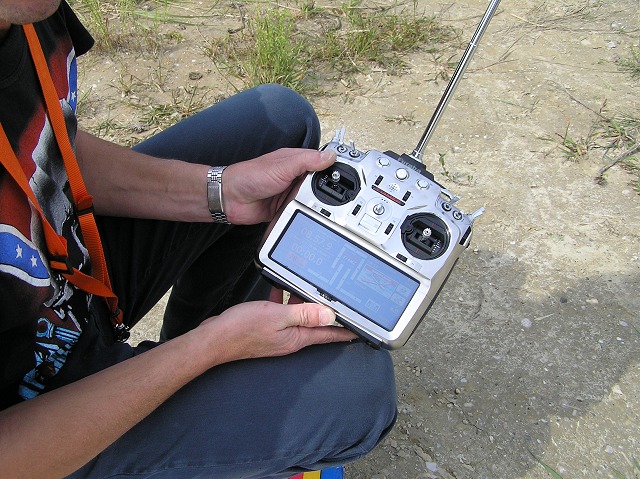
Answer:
[{"left": 0, "top": 24, "right": 128, "bottom": 341}]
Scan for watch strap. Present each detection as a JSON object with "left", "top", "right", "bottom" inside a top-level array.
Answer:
[{"left": 207, "top": 166, "right": 229, "bottom": 224}]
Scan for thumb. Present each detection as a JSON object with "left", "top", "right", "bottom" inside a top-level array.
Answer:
[
  {"left": 315, "top": 149, "right": 337, "bottom": 171},
  {"left": 286, "top": 303, "right": 336, "bottom": 328}
]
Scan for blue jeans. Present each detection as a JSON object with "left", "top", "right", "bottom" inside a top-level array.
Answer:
[{"left": 65, "top": 85, "right": 397, "bottom": 478}]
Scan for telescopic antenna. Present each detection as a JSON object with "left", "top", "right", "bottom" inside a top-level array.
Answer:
[{"left": 410, "top": 0, "right": 502, "bottom": 162}]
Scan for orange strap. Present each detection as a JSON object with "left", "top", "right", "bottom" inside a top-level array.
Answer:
[{"left": 0, "top": 24, "right": 125, "bottom": 338}]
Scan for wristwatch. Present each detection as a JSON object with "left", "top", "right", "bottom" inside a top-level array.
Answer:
[{"left": 206, "top": 166, "right": 229, "bottom": 223}]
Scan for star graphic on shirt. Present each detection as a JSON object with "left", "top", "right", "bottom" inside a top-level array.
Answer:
[
  {"left": 31, "top": 255, "right": 38, "bottom": 268},
  {"left": 16, "top": 244, "right": 23, "bottom": 258}
]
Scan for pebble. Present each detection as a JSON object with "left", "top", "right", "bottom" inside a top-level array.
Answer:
[
  {"left": 426, "top": 462, "right": 438, "bottom": 473},
  {"left": 611, "top": 384, "right": 624, "bottom": 396},
  {"left": 521, "top": 318, "right": 532, "bottom": 328}
]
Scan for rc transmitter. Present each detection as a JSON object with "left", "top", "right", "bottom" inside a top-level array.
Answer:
[{"left": 256, "top": 0, "right": 501, "bottom": 349}]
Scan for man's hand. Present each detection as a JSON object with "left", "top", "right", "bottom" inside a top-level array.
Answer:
[
  {"left": 222, "top": 148, "right": 336, "bottom": 225},
  {"left": 202, "top": 300, "right": 356, "bottom": 361}
]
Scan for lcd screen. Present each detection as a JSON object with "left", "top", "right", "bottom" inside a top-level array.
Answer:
[{"left": 269, "top": 211, "right": 419, "bottom": 330}]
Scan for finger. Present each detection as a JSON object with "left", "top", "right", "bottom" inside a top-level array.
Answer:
[
  {"left": 268, "top": 287, "right": 304, "bottom": 305},
  {"left": 269, "top": 287, "right": 284, "bottom": 304},
  {"left": 298, "top": 325, "right": 358, "bottom": 346}
]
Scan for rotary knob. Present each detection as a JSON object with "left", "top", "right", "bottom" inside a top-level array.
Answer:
[
  {"left": 416, "top": 179, "right": 430, "bottom": 190},
  {"left": 395, "top": 168, "right": 409, "bottom": 181}
]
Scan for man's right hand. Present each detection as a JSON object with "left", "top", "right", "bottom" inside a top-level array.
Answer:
[{"left": 200, "top": 300, "right": 357, "bottom": 361}]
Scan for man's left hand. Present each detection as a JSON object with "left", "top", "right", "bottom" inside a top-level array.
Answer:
[{"left": 222, "top": 148, "right": 336, "bottom": 225}]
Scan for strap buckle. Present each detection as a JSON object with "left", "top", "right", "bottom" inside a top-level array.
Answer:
[
  {"left": 74, "top": 195, "right": 95, "bottom": 217},
  {"left": 75, "top": 204, "right": 95, "bottom": 217},
  {"left": 112, "top": 308, "right": 130, "bottom": 342},
  {"left": 49, "top": 255, "right": 73, "bottom": 275},
  {"left": 113, "top": 319, "right": 130, "bottom": 343}
]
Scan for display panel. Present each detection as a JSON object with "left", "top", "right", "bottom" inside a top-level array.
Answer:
[{"left": 269, "top": 211, "right": 419, "bottom": 330}]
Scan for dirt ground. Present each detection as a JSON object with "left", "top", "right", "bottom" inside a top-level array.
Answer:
[{"left": 78, "top": 1, "right": 639, "bottom": 478}]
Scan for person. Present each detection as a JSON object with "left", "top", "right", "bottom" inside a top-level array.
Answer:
[{"left": 0, "top": 1, "right": 397, "bottom": 478}]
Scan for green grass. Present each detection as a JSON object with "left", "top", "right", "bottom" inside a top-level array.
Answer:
[
  {"left": 68, "top": 0, "right": 139, "bottom": 50},
  {"left": 595, "top": 113, "right": 640, "bottom": 192},
  {"left": 617, "top": 45, "right": 640, "bottom": 79},
  {"left": 246, "top": 9, "right": 307, "bottom": 91},
  {"left": 556, "top": 123, "right": 596, "bottom": 162},
  {"left": 71, "top": 0, "right": 456, "bottom": 76},
  {"left": 202, "top": 0, "right": 456, "bottom": 93},
  {"left": 68, "top": 0, "right": 195, "bottom": 52},
  {"left": 316, "top": 0, "right": 454, "bottom": 75},
  {"left": 549, "top": 107, "right": 640, "bottom": 192}
]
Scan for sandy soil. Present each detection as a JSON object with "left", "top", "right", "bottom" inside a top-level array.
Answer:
[{"left": 78, "top": 1, "right": 639, "bottom": 478}]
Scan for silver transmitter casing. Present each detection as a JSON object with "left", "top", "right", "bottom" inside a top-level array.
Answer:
[{"left": 257, "top": 129, "right": 483, "bottom": 349}]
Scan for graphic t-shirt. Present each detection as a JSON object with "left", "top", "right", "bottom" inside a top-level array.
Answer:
[{"left": 0, "top": 3, "right": 95, "bottom": 408}]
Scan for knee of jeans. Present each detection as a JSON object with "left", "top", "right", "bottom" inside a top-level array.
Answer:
[
  {"left": 254, "top": 84, "right": 309, "bottom": 110},
  {"left": 335, "top": 344, "right": 398, "bottom": 451},
  {"left": 362, "top": 346, "right": 398, "bottom": 431},
  {"left": 254, "top": 84, "right": 321, "bottom": 149}
]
